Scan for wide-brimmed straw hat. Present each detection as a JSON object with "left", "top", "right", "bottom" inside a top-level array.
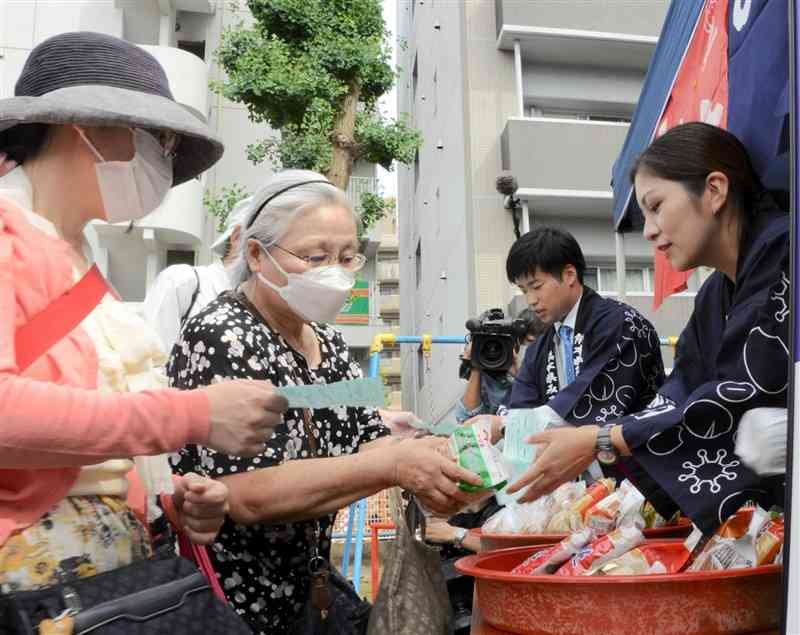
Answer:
[{"left": 0, "top": 31, "right": 223, "bottom": 186}]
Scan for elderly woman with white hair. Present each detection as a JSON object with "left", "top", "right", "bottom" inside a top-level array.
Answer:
[{"left": 168, "top": 169, "right": 481, "bottom": 633}]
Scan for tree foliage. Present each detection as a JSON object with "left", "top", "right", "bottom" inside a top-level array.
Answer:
[
  {"left": 204, "top": 183, "right": 249, "bottom": 232},
  {"left": 214, "top": 0, "right": 422, "bottom": 189}
]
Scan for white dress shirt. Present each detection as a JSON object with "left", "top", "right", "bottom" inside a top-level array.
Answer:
[
  {"left": 552, "top": 291, "right": 583, "bottom": 390},
  {"left": 142, "top": 261, "right": 233, "bottom": 355}
]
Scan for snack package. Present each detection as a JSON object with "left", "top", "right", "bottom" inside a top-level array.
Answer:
[
  {"left": 543, "top": 481, "right": 587, "bottom": 533},
  {"left": 689, "top": 506, "right": 769, "bottom": 571},
  {"left": 717, "top": 506, "right": 757, "bottom": 539},
  {"left": 585, "top": 480, "right": 645, "bottom": 535},
  {"left": 511, "top": 528, "right": 595, "bottom": 576},
  {"left": 551, "top": 481, "right": 587, "bottom": 510},
  {"left": 449, "top": 418, "right": 509, "bottom": 492},
  {"left": 599, "top": 544, "right": 691, "bottom": 576},
  {"left": 483, "top": 495, "right": 555, "bottom": 534},
  {"left": 555, "top": 526, "right": 645, "bottom": 576},
  {"left": 756, "top": 517, "right": 785, "bottom": 566},
  {"left": 641, "top": 501, "right": 667, "bottom": 529},
  {"left": 545, "top": 509, "right": 582, "bottom": 533},
  {"left": 570, "top": 478, "right": 616, "bottom": 522}
]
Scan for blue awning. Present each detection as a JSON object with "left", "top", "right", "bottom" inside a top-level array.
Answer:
[{"left": 611, "top": 0, "right": 705, "bottom": 232}]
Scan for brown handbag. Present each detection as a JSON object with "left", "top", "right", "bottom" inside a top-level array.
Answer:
[{"left": 367, "top": 490, "right": 454, "bottom": 635}]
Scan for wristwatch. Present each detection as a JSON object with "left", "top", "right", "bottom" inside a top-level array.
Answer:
[
  {"left": 453, "top": 527, "right": 468, "bottom": 549},
  {"left": 595, "top": 425, "right": 619, "bottom": 466}
]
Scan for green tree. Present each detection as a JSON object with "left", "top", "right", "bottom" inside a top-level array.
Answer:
[
  {"left": 204, "top": 183, "right": 249, "bottom": 232},
  {"left": 359, "top": 193, "right": 396, "bottom": 233},
  {"left": 214, "top": 0, "right": 422, "bottom": 191}
]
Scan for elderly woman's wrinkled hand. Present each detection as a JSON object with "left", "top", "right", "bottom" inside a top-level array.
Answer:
[
  {"left": 392, "top": 436, "right": 486, "bottom": 516},
  {"left": 204, "top": 379, "right": 289, "bottom": 457},
  {"left": 172, "top": 472, "right": 229, "bottom": 546}
]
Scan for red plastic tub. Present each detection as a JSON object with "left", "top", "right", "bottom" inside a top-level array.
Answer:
[
  {"left": 456, "top": 542, "right": 782, "bottom": 635},
  {"left": 473, "top": 518, "right": 693, "bottom": 552}
]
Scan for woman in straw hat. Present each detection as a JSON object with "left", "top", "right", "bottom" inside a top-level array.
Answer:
[{"left": 0, "top": 31, "right": 288, "bottom": 600}]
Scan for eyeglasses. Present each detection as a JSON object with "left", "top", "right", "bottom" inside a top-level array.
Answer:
[{"left": 273, "top": 244, "right": 367, "bottom": 272}]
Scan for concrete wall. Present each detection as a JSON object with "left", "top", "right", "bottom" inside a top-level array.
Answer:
[
  {"left": 397, "top": 0, "right": 475, "bottom": 419},
  {"left": 495, "top": 0, "right": 669, "bottom": 37},
  {"left": 523, "top": 64, "right": 644, "bottom": 117},
  {"left": 501, "top": 117, "right": 630, "bottom": 190}
]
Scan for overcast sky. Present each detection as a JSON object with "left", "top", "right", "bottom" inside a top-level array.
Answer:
[{"left": 377, "top": 0, "right": 398, "bottom": 198}]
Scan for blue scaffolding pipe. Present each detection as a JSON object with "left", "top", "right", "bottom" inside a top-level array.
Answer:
[{"left": 343, "top": 334, "right": 467, "bottom": 592}]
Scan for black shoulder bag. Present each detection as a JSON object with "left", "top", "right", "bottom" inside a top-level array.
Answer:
[
  {"left": 0, "top": 518, "right": 251, "bottom": 635},
  {"left": 292, "top": 409, "right": 371, "bottom": 635}
]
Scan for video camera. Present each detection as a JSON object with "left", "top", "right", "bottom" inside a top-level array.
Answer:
[{"left": 462, "top": 308, "right": 531, "bottom": 378}]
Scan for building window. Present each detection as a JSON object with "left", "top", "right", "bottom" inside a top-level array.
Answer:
[
  {"left": 415, "top": 239, "right": 422, "bottom": 288},
  {"left": 166, "top": 249, "right": 195, "bottom": 267},
  {"left": 584, "top": 265, "right": 701, "bottom": 296}
]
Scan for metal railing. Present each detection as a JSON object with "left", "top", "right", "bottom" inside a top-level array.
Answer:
[{"left": 345, "top": 176, "right": 380, "bottom": 210}]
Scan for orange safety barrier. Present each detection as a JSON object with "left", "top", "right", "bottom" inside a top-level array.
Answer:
[{"left": 369, "top": 521, "right": 396, "bottom": 600}]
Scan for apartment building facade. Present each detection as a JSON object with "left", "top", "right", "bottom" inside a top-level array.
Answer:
[{"left": 396, "top": 0, "right": 702, "bottom": 425}]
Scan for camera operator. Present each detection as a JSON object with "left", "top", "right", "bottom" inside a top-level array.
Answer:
[{"left": 455, "top": 308, "right": 545, "bottom": 424}]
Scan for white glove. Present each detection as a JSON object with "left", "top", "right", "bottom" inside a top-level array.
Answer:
[{"left": 735, "top": 407, "right": 787, "bottom": 476}]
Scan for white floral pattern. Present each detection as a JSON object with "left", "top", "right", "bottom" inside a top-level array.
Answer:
[{"left": 167, "top": 292, "right": 389, "bottom": 633}]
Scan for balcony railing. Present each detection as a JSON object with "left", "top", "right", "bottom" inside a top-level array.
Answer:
[{"left": 346, "top": 176, "right": 380, "bottom": 211}]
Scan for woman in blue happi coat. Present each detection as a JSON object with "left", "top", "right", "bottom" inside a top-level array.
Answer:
[{"left": 507, "top": 123, "right": 789, "bottom": 534}]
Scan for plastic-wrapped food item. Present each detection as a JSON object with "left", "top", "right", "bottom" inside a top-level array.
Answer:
[
  {"left": 717, "top": 506, "right": 757, "bottom": 538},
  {"left": 689, "top": 506, "right": 769, "bottom": 571},
  {"left": 483, "top": 495, "right": 555, "bottom": 534},
  {"left": 544, "top": 482, "right": 588, "bottom": 533},
  {"left": 585, "top": 480, "right": 644, "bottom": 535},
  {"left": 545, "top": 509, "right": 583, "bottom": 533},
  {"left": 449, "top": 418, "right": 509, "bottom": 492},
  {"left": 756, "top": 517, "right": 785, "bottom": 566},
  {"left": 555, "top": 526, "right": 645, "bottom": 576},
  {"left": 511, "top": 528, "right": 595, "bottom": 576},
  {"left": 598, "top": 543, "right": 691, "bottom": 576},
  {"left": 641, "top": 501, "right": 667, "bottom": 529},
  {"left": 551, "top": 481, "right": 586, "bottom": 509},
  {"left": 570, "top": 478, "right": 616, "bottom": 522},
  {"left": 545, "top": 480, "right": 614, "bottom": 533}
]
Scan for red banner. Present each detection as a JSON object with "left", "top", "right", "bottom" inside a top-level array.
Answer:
[{"left": 652, "top": 0, "right": 729, "bottom": 309}]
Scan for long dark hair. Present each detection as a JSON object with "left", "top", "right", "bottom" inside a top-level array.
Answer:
[{"left": 630, "top": 122, "right": 764, "bottom": 241}]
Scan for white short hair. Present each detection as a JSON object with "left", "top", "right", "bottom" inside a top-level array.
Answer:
[{"left": 229, "top": 169, "right": 359, "bottom": 286}]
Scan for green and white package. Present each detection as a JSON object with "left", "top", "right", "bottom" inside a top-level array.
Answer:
[{"left": 449, "top": 418, "right": 509, "bottom": 493}]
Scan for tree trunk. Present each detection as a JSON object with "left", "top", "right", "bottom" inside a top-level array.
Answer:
[{"left": 326, "top": 83, "right": 360, "bottom": 190}]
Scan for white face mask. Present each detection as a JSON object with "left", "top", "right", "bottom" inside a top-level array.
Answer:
[
  {"left": 78, "top": 127, "right": 173, "bottom": 224},
  {"left": 256, "top": 245, "right": 355, "bottom": 323}
]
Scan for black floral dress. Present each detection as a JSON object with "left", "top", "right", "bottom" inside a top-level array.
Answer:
[{"left": 167, "top": 291, "right": 389, "bottom": 633}]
